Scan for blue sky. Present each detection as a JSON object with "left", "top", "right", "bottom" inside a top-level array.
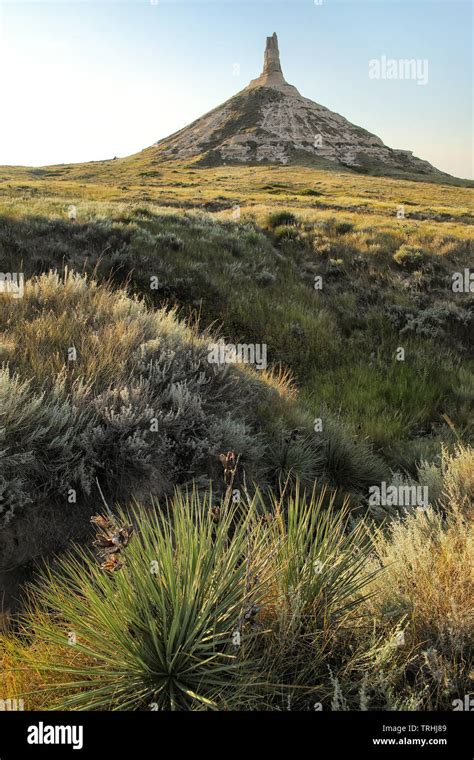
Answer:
[{"left": 0, "top": 1, "right": 472, "bottom": 177}]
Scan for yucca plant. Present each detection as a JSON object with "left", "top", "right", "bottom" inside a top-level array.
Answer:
[
  {"left": 234, "top": 484, "right": 380, "bottom": 709},
  {"left": 226, "top": 481, "right": 377, "bottom": 710},
  {"left": 18, "top": 489, "right": 271, "bottom": 711},
  {"left": 266, "top": 483, "right": 377, "bottom": 621},
  {"left": 12, "top": 483, "right": 380, "bottom": 711}
]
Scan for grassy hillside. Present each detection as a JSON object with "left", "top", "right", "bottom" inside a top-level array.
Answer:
[
  {"left": 0, "top": 161, "right": 472, "bottom": 710},
  {"left": 1, "top": 169, "right": 472, "bottom": 459}
]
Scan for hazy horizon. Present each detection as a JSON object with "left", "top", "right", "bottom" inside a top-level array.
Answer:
[{"left": 0, "top": 0, "right": 472, "bottom": 178}]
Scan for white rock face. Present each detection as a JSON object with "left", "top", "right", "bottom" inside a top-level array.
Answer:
[{"left": 153, "top": 33, "right": 445, "bottom": 176}]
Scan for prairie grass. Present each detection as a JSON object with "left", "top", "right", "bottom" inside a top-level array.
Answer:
[
  {"left": 1, "top": 449, "right": 471, "bottom": 711},
  {"left": 359, "top": 463, "right": 473, "bottom": 708},
  {"left": 1, "top": 269, "right": 390, "bottom": 588},
  {"left": 0, "top": 157, "right": 472, "bottom": 712},
  {"left": 1, "top": 203, "right": 471, "bottom": 453}
]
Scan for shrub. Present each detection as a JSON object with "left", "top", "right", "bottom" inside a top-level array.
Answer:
[
  {"left": 242, "top": 484, "right": 379, "bottom": 709},
  {"left": 385, "top": 304, "right": 414, "bottom": 331},
  {"left": 0, "top": 273, "right": 270, "bottom": 538},
  {"left": 255, "top": 270, "right": 277, "bottom": 287},
  {"left": 265, "top": 211, "right": 297, "bottom": 229},
  {"left": 322, "top": 416, "right": 388, "bottom": 495},
  {"left": 417, "top": 442, "right": 474, "bottom": 513},
  {"left": 334, "top": 221, "right": 354, "bottom": 235},
  {"left": 0, "top": 368, "right": 96, "bottom": 526},
  {"left": 264, "top": 432, "right": 325, "bottom": 487},
  {"left": 17, "top": 491, "right": 267, "bottom": 710},
  {"left": 3, "top": 472, "right": 472, "bottom": 711},
  {"left": 272, "top": 224, "right": 299, "bottom": 242},
  {"left": 400, "top": 303, "right": 472, "bottom": 344},
  {"left": 361, "top": 495, "right": 473, "bottom": 709},
  {"left": 393, "top": 244, "right": 429, "bottom": 270},
  {"left": 326, "top": 258, "right": 345, "bottom": 277},
  {"left": 2, "top": 269, "right": 386, "bottom": 533},
  {"left": 10, "top": 484, "right": 376, "bottom": 710}
]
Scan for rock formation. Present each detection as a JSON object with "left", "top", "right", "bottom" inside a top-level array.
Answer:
[{"left": 151, "top": 33, "right": 447, "bottom": 177}]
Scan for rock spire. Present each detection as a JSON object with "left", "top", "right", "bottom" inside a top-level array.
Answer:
[{"left": 263, "top": 32, "right": 283, "bottom": 76}]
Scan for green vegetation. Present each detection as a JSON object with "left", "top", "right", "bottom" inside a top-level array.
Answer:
[
  {"left": 2, "top": 448, "right": 473, "bottom": 711},
  {"left": 1, "top": 196, "right": 471, "bottom": 459},
  {"left": 0, "top": 159, "right": 472, "bottom": 711},
  {"left": 264, "top": 210, "right": 298, "bottom": 228},
  {"left": 0, "top": 269, "right": 391, "bottom": 576}
]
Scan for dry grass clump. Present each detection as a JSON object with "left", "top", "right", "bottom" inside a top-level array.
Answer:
[
  {"left": 440, "top": 443, "right": 474, "bottom": 515},
  {"left": 0, "top": 629, "right": 97, "bottom": 710},
  {"left": 356, "top": 446, "right": 474, "bottom": 709}
]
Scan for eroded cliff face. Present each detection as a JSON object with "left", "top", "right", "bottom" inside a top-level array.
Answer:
[{"left": 152, "top": 33, "right": 445, "bottom": 176}]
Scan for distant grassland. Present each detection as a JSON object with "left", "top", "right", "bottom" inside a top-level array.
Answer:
[{"left": 1, "top": 156, "right": 473, "bottom": 229}]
